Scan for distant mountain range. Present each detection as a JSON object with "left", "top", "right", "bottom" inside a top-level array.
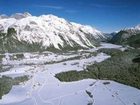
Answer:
[
  {"left": 111, "top": 25, "right": 140, "bottom": 48},
  {"left": 0, "top": 12, "right": 105, "bottom": 53}
]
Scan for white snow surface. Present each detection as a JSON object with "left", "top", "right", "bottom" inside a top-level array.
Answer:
[
  {"left": 85, "top": 42, "right": 127, "bottom": 52},
  {"left": 2, "top": 52, "right": 79, "bottom": 66},
  {"left": 0, "top": 13, "right": 105, "bottom": 49},
  {"left": 0, "top": 43, "right": 140, "bottom": 105}
]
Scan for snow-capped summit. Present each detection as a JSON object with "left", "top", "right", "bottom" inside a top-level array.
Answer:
[
  {"left": 0, "top": 13, "right": 105, "bottom": 52},
  {"left": 0, "top": 14, "right": 8, "bottom": 19},
  {"left": 123, "top": 24, "right": 140, "bottom": 31},
  {"left": 111, "top": 24, "right": 140, "bottom": 47},
  {"left": 134, "top": 24, "right": 140, "bottom": 30},
  {"left": 10, "top": 12, "right": 32, "bottom": 19},
  {"left": 119, "top": 24, "right": 140, "bottom": 36}
]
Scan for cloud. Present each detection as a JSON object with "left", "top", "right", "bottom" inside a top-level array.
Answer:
[{"left": 35, "top": 5, "right": 63, "bottom": 10}]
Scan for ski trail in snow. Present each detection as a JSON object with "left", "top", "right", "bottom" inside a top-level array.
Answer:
[
  {"left": 28, "top": 66, "right": 54, "bottom": 105},
  {"left": 39, "top": 80, "right": 99, "bottom": 103},
  {"left": 103, "top": 83, "right": 127, "bottom": 105},
  {"left": 32, "top": 97, "right": 38, "bottom": 105}
]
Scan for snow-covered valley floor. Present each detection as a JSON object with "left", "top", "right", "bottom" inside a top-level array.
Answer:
[{"left": 0, "top": 43, "right": 140, "bottom": 105}]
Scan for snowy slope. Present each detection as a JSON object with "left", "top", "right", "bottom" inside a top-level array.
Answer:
[
  {"left": 0, "top": 43, "right": 140, "bottom": 105},
  {"left": 0, "top": 13, "right": 105, "bottom": 51}
]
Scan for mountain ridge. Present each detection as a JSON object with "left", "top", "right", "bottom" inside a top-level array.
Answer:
[
  {"left": 0, "top": 12, "right": 105, "bottom": 52},
  {"left": 110, "top": 24, "right": 140, "bottom": 48}
]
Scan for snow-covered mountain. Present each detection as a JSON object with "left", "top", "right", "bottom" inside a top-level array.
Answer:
[
  {"left": 114, "top": 25, "right": 140, "bottom": 39},
  {"left": 130, "top": 24, "right": 140, "bottom": 31},
  {"left": 122, "top": 24, "right": 140, "bottom": 36},
  {"left": 103, "top": 32, "right": 117, "bottom": 42},
  {"left": 111, "top": 24, "right": 140, "bottom": 48},
  {"left": 0, "top": 12, "right": 105, "bottom": 52}
]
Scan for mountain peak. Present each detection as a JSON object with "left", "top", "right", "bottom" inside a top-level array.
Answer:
[
  {"left": 23, "top": 12, "right": 32, "bottom": 17},
  {"left": 0, "top": 14, "right": 8, "bottom": 19},
  {"left": 11, "top": 12, "right": 32, "bottom": 19},
  {"left": 134, "top": 24, "right": 140, "bottom": 30}
]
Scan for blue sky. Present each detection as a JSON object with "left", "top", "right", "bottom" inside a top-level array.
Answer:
[{"left": 0, "top": 0, "right": 140, "bottom": 32}]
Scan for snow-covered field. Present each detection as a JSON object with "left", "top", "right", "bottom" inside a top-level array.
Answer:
[
  {"left": 0, "top": 43, "right": 140, "bottom": 105},
  {"left": 85, "top": 42, "right": 127, "bottom": 52}
]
